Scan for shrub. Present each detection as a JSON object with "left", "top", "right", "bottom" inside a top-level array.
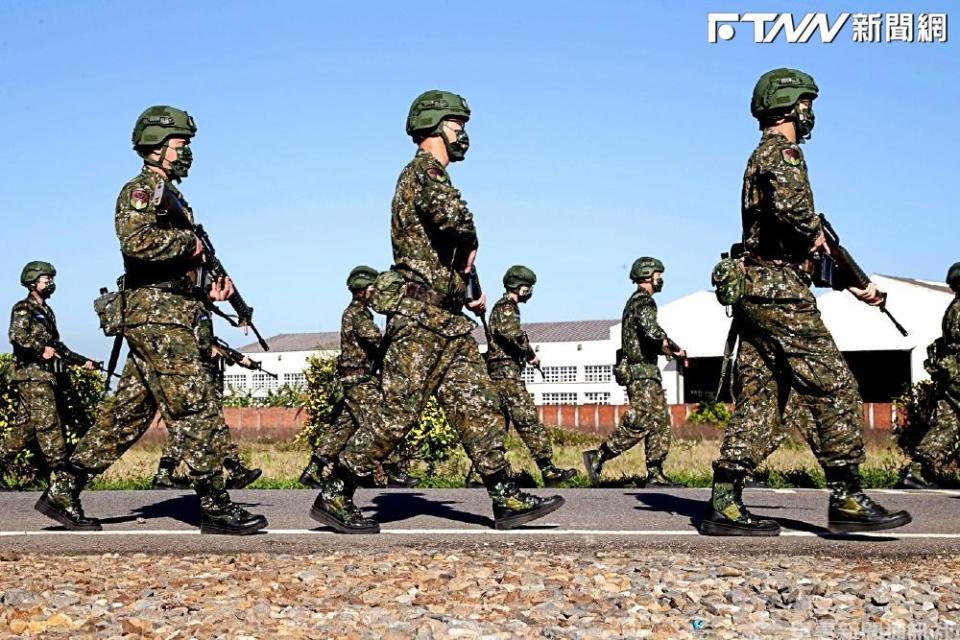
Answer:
[{"left": 687, "top": 401, "right": 732, "bottom": 426}]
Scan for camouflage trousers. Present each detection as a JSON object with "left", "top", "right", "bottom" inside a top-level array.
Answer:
[
  {"left": 914, "top": 385, "right": 960, "bottom": 472},
  {"left": 603, "top": 378, "right": 671, "bottom": 464},
  {"left": 315, "top": 377, "right": 382, "bottom": 459},
  {"left": 716, "top": 300, "right": 866, "bottom": 475},
  {"left": 71, "top": 324, "right": 224, "bottom": 480},
  {"left": 491, "top": 377, "right": 553, "bottom": 461},
  {"left": 340, "top": 314, "right": 508, "bottom": 477},
  {"left": 159, "top": 365, "right": 239, "bottom": 465},
  {"left": 0, "top": 381, "right": 66, "bottom": 467}
]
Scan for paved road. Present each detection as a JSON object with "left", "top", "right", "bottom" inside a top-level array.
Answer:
[{"left": 2, "top": 488, "right": 960, "bottom": 557}]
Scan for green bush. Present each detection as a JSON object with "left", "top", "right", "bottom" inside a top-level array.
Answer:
[
  {"left": 687, "top": 401, "right": 732, "bottom": 426},
  {"left": 223, "top": 384, "right": 308, "bottom": 408}
]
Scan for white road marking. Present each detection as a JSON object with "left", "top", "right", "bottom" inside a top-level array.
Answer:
[{"left": 3, "top": 528, "right": 960, "bottom": 539}]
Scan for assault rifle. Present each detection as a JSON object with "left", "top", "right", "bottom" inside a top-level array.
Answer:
[
  {"left": 213, "top": 337, "right": 277, "bottom": 379},
  {"left": 194, "top": 224, "right": 271, "bottom": 351},
  {"left": 52, "top": 341, "right": 121, "bottom": 386},
  {"left": 465, "top": 265, "right": 490, "bottom": 336},
  {"left": 813, "top": 214, "right": 908, "bottom": 337}
]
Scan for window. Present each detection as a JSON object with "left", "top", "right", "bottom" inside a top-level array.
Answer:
[
  {"left": 521, "top": 367, "right": 537, "bottom": 384},
  {"left": 541, "top": 366, "right": 577, "bottom": 383},
  {"left": 283, "top": 373, "right": 306, "bottom": 388},
  {"left": 584, "top": 391, "right": 611, "bottom": 405},
  {"left": 584, "top": 365, "right": 612, "bottom": 383},
  {"left": 252, "top": 373, "right": 278, "bottom": 390},
  {"left": 541, "top": 392, "right": 578, "bottom": 405},
  {"left": 224, "top": 374, "right": 247, "bottom": 390}
]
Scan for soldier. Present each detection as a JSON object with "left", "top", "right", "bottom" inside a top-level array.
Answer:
[
  {"left": 898, "top": 262, "right": 960, "bottom": 488},
  {"left": 582, "top": 258, "right": 684, "bottom": 487},
  {"left": 35, "top": 106, "right": 267, "bottom": 535},
  {"left": 483, "top": 265, "right": 576, "bottom": 486},
  {"left": 299, "top": 265, "right": 419, "bottom": 489},
  {"left": 151, "top": 310, "right": 262, "bottom": 491},
  {"left": 699, "top": 69, "right": 911, "bottom": 536},
  {"left": 309, "top": 90, "right": 564, "bottom": 533},
  {"left": 0, "top": 262, "right": 96, "bottom": 489}
]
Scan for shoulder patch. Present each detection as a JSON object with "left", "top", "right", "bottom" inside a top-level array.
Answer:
[
  {"left": 781, "top": 147, "right": 802, "bottom": 166},
  {"left": 151, "top": 181, "right": 165, "bottom": 206},
  {"left": 425, "top": 167, "right": 447, "bottom": 183},
  {"left": 130, "top": 187, "right": 150, "bottom": 211}
]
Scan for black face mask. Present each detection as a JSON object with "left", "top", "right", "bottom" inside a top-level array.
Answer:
[
  {"left": 652, "top": 278, "right": 663, "bottom": 293},
  {"left": 168, "top": 145, "right": 193, "bottom": 179},
  {"left": 443, "top": 126, "right": 470, "bottom": 162},
  {"left": 37, "top": 282, "right": 55, "bottom": 299},
  {"left": 794, "top": 103, "right": 815, "bottom": 143}
]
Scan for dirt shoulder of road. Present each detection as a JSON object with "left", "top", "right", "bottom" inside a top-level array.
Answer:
[{"left": 2, "top": 548, "right": 959, "bottom": 639}]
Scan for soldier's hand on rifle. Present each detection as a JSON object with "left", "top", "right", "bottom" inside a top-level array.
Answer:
[
  {"left": 82, "top": 360, "right": 96, "bottom": 371},
  {"left": 529, "top": 356, "right": 541, "bottom": 369},
  {"left": 811, "top": 231, "right": 830, "bottom": 255},
  {"left": 849, "top": 282, "right": 884, "bottom": 307},
  {"left": 466, "top": 293, "right": 486, "bottom": 317},
  {"left": 209, "top": 275, "right": 235, "bottom": 302},
  {"left": 464, "top": 249, "right": 478, "bottom": 274},
  {"left": 42, "top": 346, "right": 58, "bottom": 360},
  {"left": 192, "top": 236, "right": 204, "bottom": 259}
]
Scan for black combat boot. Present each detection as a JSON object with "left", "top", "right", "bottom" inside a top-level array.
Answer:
[
  {"left": 826, "top": 465, "right": 912, "bottom": 533},
  {"left": 582, "top": 444, "right": 616, "bottom": 486},
  {"left": 698, "top": 467, "right": 780, "bottom": 536},
  {"left": 484, "top": 470, "right": 565, "bottom": 530},
  {"left": 299, "top": 454, "right": 332, "bottom": 489},
  {"left": 895, "top": 462, "right": 940, "bottom": 490},
  {"left": 643, "top": 462, "right": 677, "bottom": 488},
  {"left": 536, "top": 458, "right": 577, "bottom": 487},
  {"left": 34, "top": 466, "right": 101, "bottom": 531},
  {"left": 151, "top": 457, "right": 184, "bottom": 490},
  {"left": 224, "top": 457, "right": 262, "bottom": 490},
  {"left": 309, "top": 464, "right": 380, "bottom": 534},
  {"left": 384, "top": 466, "right": 421, "bottom": 488},
  {"left": 196, "top": 475, "right": 268, "bottom": 535}
]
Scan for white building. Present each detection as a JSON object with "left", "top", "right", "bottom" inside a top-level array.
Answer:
[{"left": 228, "top": 274, "right": 954, "bottom": 405}]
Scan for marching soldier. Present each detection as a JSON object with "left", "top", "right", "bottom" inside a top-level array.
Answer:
[
  {"left": 583, "top": 257, "right": 683, "bottom": 487},
  {"left": 309, "top": 90, "right": 564, "bottom": 533},
  {"left": 35, "top": 106, "right": 267, "bottom": 534},
  {"left": 299, "top": 265, "right": 419, "bottom": 489},
  {"left": 484, "top": 265, "right": 576, "bottom": 486},
  {"left": 699, "top": 69, "right": 910, "bottom": 536},
  {"left": 0, "top": 262, "right": 96, "bottom": 488}
]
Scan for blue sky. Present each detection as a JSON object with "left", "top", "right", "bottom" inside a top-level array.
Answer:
[{"left": 1, "top": 1, "right": 956, "bottom": 355}]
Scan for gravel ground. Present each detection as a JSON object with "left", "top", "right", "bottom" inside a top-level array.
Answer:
[{"left": 2, "top": 548, "right": 960, "bottom": 639}]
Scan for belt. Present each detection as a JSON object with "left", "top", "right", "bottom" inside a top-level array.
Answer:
[{"left": 403, "top": 282, "right": 457, "bottom": 312}]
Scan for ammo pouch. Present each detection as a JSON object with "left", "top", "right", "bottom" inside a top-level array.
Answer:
[
  {"left": 925, "top": 338, "right": 960, "bottom": 383},
  {"left": 711, "top": 254, "right": 746, "bottom": 306},
  {"left": 613, "top": 348, "right": 630, "bottom": 386},
  {"left": 93, "top": 284, "right": 125, "bottom": 337},
  {"left": 369, "top": 270, "right": 407, "bottom": 316}
]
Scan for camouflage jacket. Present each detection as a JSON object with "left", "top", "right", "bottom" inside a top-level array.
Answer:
[
  {"left": 117, "top": 167, "right": 203, "bottom": 329},
  {"left": 620, "top": 289, "right": 669, "bottom": 381},
  {"left": 9, "top": 296, "right": 59, "bottom": 382},
  {"left": 943, "top": 296, "right": 960, "bottom": 355},
  {"left": 391, "top": 151, "right": 479, "bottom": 314},
  {"left": 740, "top": 130, "right": 821, "bottom": 302},
  {"left": 486, "top": 294, "right": 535, "bottom": 379},
  {"left": 337, "top": 298, "right": 382, "bottom": 378}
]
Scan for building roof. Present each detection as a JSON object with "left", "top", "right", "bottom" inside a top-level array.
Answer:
[
  {"left": 473, "top": 319, "right": 620, "bottom": 345},
  {"left": 239, "top": 332, "right": 340, "bottom": 354},
  {"left": 877, "top": 274, "right": 952, "bottom": 295}
]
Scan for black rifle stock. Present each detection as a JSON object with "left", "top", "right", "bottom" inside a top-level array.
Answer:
[
  {"left": 194, "top": 224, "right": 271, "bottom": 351},
  {"left": 814, "top": 214, "right": 908, "bottom": 337},
  {"left": 213, "top": 337, "right": 277, "bottom": 379}
]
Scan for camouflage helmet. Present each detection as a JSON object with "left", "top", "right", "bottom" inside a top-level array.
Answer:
[
  {"left": 132, "top": 105, "right": 197, "bottom": 149},
  {"left": 630, "top": 257, "right": 664, "bottom": 282},
  {"left": 20, "top": 260, "right": 56, "bottom": 286},
  {"left": 347, "top": 265, "right": 379, "bottom": 290},
  {"left": 405, "top": 90, "right": 471, "bottom": 138},
  {"left": 947, "top": 262, "right": 960, "bottom": 291},
  {"left": 503, "top": 265, "right": 537, "bottom": 290},
  {"left": 751, "top": 68, "right": 818, "bottom": 120}
]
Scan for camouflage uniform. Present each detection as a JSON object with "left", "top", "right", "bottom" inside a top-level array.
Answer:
[
  {"left": 316, "top": 298, "right": 385, "bottom": 459},
  {"left": 603, "top": 289, "right": 672, "bottom": 464},
  {"left": 0, "top": 297, "right": 68, "bottom": 469},
  {"left": 914, "top": 295, "right": 960, "bottom": 477},
  {"left": 714, "top": 130, "right": 866, "bottom": 475},
  {"left": 339, "top": 152, "right": 509, "bottom": 477},
  {"left": 485, "top": 293, "right": 552, "bottom": 460}
]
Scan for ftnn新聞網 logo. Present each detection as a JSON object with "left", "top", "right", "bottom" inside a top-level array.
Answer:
[{"left": 707, "top": 12, "right": 948, "bottom": 44}]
